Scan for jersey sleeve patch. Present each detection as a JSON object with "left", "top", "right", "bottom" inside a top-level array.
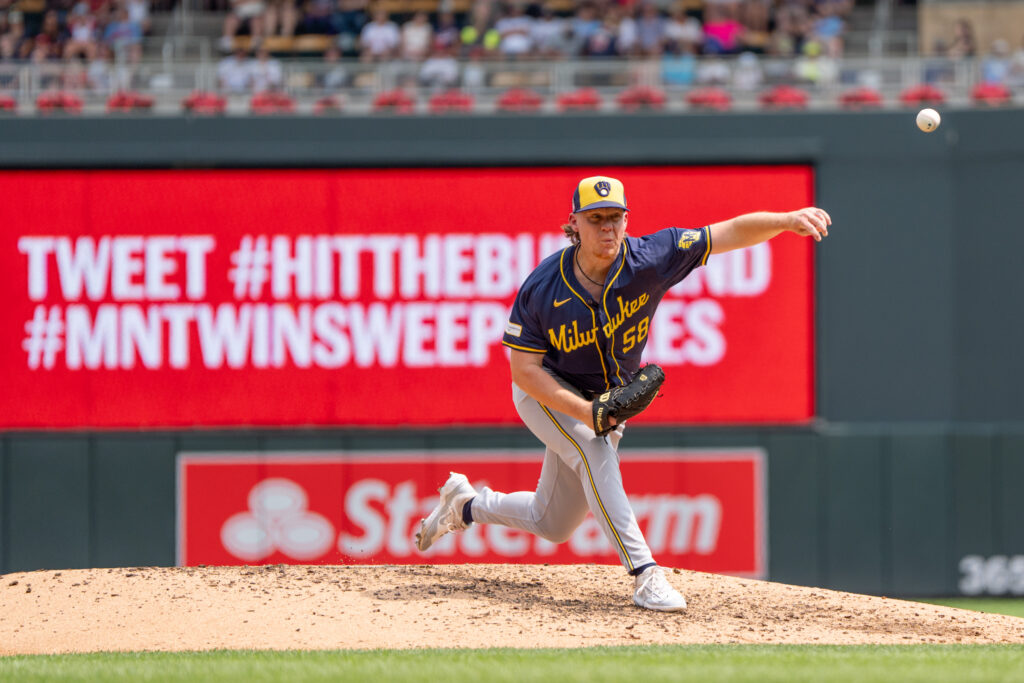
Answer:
[
  {"left": 677, "top": 229, "right": 703, "bottom": 250},
  {"left": 505, "top": 321, "right": 523, "bottom": 337}
]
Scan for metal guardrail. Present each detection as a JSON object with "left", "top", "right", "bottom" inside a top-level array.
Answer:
[{"left": 0, "top": 54, "right": 1019, "bottom": 115}]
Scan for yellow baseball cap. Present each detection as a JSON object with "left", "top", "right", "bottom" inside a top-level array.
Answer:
[{"left": 572, "top": 176, "right": 629, "bottom": 213}]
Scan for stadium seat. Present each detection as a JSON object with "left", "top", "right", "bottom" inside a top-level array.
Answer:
[
  {"left": 106, "top": 91, "right": 155, "bottom": 113},
  {"left": 313, "top": 95, "right": 344, "bottom": 114},
  {"left": 616, "top": 86, "right": 666, "bottom": 112},
  {"left": 838, "top": 86, "right": 883, "bottom": 110},
  {"left": 556, "top": 88, "right": 602, "bottom": 112},
  {"left": 36, "top": 91, "right": 83, "bottom": 114},
  {"left": 428, "top": 89, "right": 475, "bottom": 114},
  {"left": 262, "top": 35, "right": 295, "bottom": 55},
  {"left": 971, "top": 82, "right": 1011, "bottom": 107},
  {"left": 250, "top": 91, "right": 297, "bottom": 114},
  {"left": 496, "top": 88, "right": 544, "bottom": 113},
  {"left": 684, "top": 87, "right": 732, "bottom": 111},
  {"left": 181, "top": 91, "right": 227, "bottom": 115},
  {"left": 759, "top": 85, "right": 809, "bottom": 110},
  {"left": 0, "top": 94, "right": 16, "bottom": 113},
  {"left": 899, "top": 83, "right": 946, "bottom": 107},
  {"left": 292, "top": 34, "right": 332, "bottom": 56},
  {"left": 373, "top": 89, "right": 416, "bottom": 114}
]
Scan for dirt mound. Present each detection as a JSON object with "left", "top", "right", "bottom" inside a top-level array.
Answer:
[{"left": 1, "top": 564, "right": 1023, "bottom": 654}]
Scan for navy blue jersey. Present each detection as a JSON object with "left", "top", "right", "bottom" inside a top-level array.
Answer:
[{"left": 502, "top": 226, "right": 711, "bottom": 395}]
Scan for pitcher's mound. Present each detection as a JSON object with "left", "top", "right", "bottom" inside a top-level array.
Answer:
[{"left": 2, "top": 564, "right": 1023, "bottom": 654}]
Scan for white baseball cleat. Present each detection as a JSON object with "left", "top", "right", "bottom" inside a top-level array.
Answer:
[
  {"left": 415, "top": 472, "right": 478, "bottom": 552},
  {"left": 633, "top": 566, "right": 687, "bottom": 612}
]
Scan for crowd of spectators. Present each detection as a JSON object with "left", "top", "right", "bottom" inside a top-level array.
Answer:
[
  {"left": 215, "top": 0, "right": 856, "bottom": 61},
  {"left": 209, "top": 0, "right": 858, "bottom": 93},
  {"left": 0, "top": 0, "right": 150, "bottom": 68},
  {"left": 6, "top": 0, "right": 1024, "bottom": 103},
  {"left": 925, "top": 18, "right": 1024, "bottom": 91}
]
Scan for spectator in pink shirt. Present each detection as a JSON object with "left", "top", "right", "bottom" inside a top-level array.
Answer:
[{"left": 703, "top": 3, "right": 744, "bottom": 54}]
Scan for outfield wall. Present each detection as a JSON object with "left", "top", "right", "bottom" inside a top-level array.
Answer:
[{"left": 1, "top": 109, "right": 1023, "bottom": 595}]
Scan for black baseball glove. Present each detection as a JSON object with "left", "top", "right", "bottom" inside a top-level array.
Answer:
[{"left": 592, "top": 364, "right": 666, "bottom": 436}]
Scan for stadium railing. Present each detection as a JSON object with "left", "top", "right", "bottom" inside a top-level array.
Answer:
[{"left": 0, "top": 54, "right": 1019, "bottom": 116}]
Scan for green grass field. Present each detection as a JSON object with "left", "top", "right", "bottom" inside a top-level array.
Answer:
[
  {"left": 2, "top": 600, "right": 1022, "bottom": 682},
  {"left": 915, "top": 598, "right": 1024, "bottom": 619},
  {"left": 2, "top": 645, "right": 1024, "bottom": 683}
]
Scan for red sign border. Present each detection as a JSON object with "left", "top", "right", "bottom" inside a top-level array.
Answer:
[{"left": 176, "top": 448, "right": 768, "bottom": 578}]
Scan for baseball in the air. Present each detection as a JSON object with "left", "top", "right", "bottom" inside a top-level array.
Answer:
[{"left": 916, "top": 108, "right": 941, "bottom": 133}]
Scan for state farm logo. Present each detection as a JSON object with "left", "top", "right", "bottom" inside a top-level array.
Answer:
[
  {"left": 217, "top": 476, "right": 723, "bottom": 562},
  {"left": 220, "top": 478, "right": 335, "bottom": 561}
]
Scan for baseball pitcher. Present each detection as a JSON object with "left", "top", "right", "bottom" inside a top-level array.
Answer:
[{"left": 416, "top": 175, "right": 831, "bottom": 611}]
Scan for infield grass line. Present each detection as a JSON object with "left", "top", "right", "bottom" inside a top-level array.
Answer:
[
  {"left": 917, "top": 598, "right": 1024, "bottom": 619},
  {"left": 2, "top": 645, "right": 1024, "bottom": 683}
]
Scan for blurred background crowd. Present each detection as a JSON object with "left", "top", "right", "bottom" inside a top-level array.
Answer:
[{"left": 1, "top": 0, "right": 1023, "bottom": 106}]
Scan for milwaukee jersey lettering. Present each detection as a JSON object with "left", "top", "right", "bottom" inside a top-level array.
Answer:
[{"left": 502, "top": 226, "right": 711, "bottom": 394}]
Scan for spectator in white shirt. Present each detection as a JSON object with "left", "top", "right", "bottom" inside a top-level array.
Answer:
[
  {"left": 250, "top": 45, "right": 282, "bottom": 92},
  {"left": 221, "top": 0, "right": 267, "bottom": 53},
  {"left": 419, "top": 44, "right": 459, "bottom": 90},
  {"left": 402, "top": 11, "right": 433, "bottom": 61},
  {"left": 65, "top": 2, "right": 98, "bottom": 61},
  {"left": 126, "top": 0, "right": 151, "bottom": 36},
  {"left": 359, "top": 8, "right": 400, "bottom": 62},
  {"left": 495, "top": 2, "right": 533, "bottom": 58},
  {"left": 218, "top": 47, "right": 253, "bottom": 93},
  {"left": 531, "top": 5, "right": 567, "bottom": 57},
  {"left": 663, "top": 7, "right": 701, "bottom": 50}
]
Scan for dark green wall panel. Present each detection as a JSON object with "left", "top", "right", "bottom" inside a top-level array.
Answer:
[
  {"left": 887, "top": 434, "right": 950, "bottom": 595},
  {"left": 951, "top": 432, "right": 997, "bottom": 560},
  {"left": 345, "top": 430, "right": 430, "bottom": 451},
  {"left": 261, "top": 434, "right": 345, "bottom": 451},
  {"left": 7, "top": 438, "right": 90, "bottom": 571},
  {"left": 952, "top": 159, "right": 1024, "bottom": 420},
  {"left": 997, "top": 434, "right": 1024, "bottom": 552},
  {"left": 816, "top": 157, "right": 956, "bottom": 422},
  {"left": 91, "top": 436, "right": 177, "bottom": 568},
  {"left": 176, "top": 433, "right": 263, "bottom": 454},
  {"left": 765, "top": 433, "right": 821, "bottom": 587},
  {"left": 0, "top": 438, "right": 6, "bottom": 572},
  {"left": 822, "top": 434, "right": 884, "bottom": 594}
]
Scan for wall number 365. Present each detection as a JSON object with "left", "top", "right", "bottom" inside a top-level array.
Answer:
[{"left": 958, "top": 555, "right": 1024, "bottom": 595}]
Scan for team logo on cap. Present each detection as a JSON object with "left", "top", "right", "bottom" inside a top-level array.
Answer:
[{"left": 594, "top": 181, "right": 611, "bottom": 197}]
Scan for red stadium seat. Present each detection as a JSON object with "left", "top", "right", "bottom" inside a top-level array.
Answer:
[
  {"left": 838, "top": 86, "right": 883, "bottom": 110},
  {"left": 181, "top": 91, "right": 227, "bottom": 115},
  {"left": 0, "top": 93, "right": 16, "bottom": 113},
  {"left": 312, "top": 95, "right": 344, "bottom": 114},
  {"left": 372, "top": 89, "right": 416, "bottom": 114},
  {"left": 684, "top": 87, "right": 732, "bottom": 111},
  {"left": 36, "top": 91, "right": 83, "bottom": 114},
  {"left": 556, "top": 88, "right": 602, "bottom": 112},
  {"left": 496, "top": 88, "right": 544, "bottom": 113},
  {"left": 759, "top": 85, "right": 809, "bottom": 110},
  {"left": 250, "top": 91, "right": 296, "bottom": 115},
  {"left": 616, "top": 86, "right": 666, "bottom": 112},
  {"left": 971, "top": 82, "right": 1011, "bottom": 107},
  {"left": 899, "top": 83, "right": 946, "bottom": 107},
  {"left": 428, "top": 89, "right": 475, "bottom": 114},
  {"left": 106, "top": 91, "right": 155, "bottom": 113}
]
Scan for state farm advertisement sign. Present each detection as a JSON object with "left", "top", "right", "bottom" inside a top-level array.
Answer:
[
  {"left": 0, "top": 167, "right": 813, "bottom": 428},
  {"left": 177, "top": 450, "right": 767, "bottom": 578}
]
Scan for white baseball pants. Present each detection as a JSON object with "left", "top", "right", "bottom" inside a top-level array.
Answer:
[{"left": 469, "top": 379, "right": 656, "bottom": 575}]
